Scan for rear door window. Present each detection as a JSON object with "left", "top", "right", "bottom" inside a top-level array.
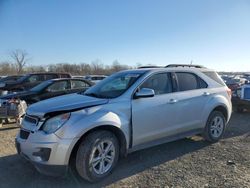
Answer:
[
  {"left": 71, "top": 80, "right": 90, "bottom": 89},
  {"left": 197, "top": 77, "right": 208, "bottom": 88},
  {"left": 47, "top": 80, "right": 70, "bottom": 92},
  {"left": 27, "top": 75, "right": 44, "bottom": 83}
]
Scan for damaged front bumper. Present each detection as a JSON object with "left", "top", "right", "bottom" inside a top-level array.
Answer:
[{"left": 15, "top": 128, "right": 77, "bottom": 177}]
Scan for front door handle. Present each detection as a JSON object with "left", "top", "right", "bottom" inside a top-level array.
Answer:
[
  {"left": 203, "top": 92, "right": 210, "bottom": 96},
  {"left": 169, "top": 99, "right": 178, "bottom": 104}
]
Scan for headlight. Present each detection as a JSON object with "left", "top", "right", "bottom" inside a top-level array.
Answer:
[{"left": 42, "top": 113, "right": 70, "bottom": 134}]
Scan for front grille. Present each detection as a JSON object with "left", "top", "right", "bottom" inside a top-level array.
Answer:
[{"left": 20, "top": 129, "right": 30, "bottom": 139}]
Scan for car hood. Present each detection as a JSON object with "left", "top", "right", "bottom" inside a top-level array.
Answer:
[
  {"left": 26, "top": 93, "right": 109, "bottom": 118},
  {"left": 0, "top": 90, "right": 36, "bottom": 100}
]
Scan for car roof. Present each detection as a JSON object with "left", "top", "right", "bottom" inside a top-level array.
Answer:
[
  {"left": 128, "top": 67, "right": 214, "bottom": 74},
  {"left": 49, "top": 78, "right": 89, "bottom": 81},
  {"left": 116, "top": 69, "right": 151, "bottom": 74},
  {"left": 25, "top": 72, "right": 71, "bottom": 76},
  {"left": 85, "top": 75, "right": 107, "bottom": 77}
]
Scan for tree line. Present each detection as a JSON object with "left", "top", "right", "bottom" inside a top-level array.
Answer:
[{"left": 0, "top": 49, "right": 141, "bottom": 76}]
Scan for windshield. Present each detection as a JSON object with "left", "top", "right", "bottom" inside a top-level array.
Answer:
[
  {"left": 30, "top": 80, "right": 52, "bottom": 91},
  {"left": 84, "top": 71, "right": 144, "bottom": 98},
  {"left": 17, "top": 74, "right": 29, "bottom": 82}
]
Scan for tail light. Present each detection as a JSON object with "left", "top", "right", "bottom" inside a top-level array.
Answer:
[{"left": 227, "top": 88, "right": 232, "bottom": 99}]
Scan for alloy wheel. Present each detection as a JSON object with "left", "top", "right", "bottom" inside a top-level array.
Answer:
[
  {"left": 210, "top": 116, "right": 224, "bottom": 138},
  {"left": 90, "top": 140, "right": 115, "bottom": 175}
]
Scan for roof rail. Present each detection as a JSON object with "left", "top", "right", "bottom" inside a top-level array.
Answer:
[
  {"left": 165, "top": 64, "right": 206, "bottom": 68},
  {"left": 138, "top": 65, "right": 164, "bottom": 69}
]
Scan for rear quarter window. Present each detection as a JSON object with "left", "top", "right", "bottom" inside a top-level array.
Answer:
[
  {"left": 175, "top": 72, "right": 199, "bottom": 91},
  {"left": 203, "top": 71, "right": 225, "bottom": 86}
]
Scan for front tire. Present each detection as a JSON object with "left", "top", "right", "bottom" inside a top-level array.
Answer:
[
  {"left": 203, "top": 111, "right": 226, "bottom": 142},
  {"left": 75, "top": 130, "right": 119, "bottom": 182}
]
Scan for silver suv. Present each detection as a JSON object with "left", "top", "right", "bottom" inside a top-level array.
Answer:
[{"left": 16, "top": 64, "right": 232, "bottom": 182}]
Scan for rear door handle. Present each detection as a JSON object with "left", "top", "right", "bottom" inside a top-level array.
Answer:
[
  {"left": 203, "top": 92, "right": 210, "bottom": 96},
  {"left": 168, "top": 99, "right": 178, "bottom": 104}
]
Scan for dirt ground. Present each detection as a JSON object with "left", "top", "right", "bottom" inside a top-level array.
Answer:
[{"left": 0, "top": 112, "right": 250, "bottom": 188}]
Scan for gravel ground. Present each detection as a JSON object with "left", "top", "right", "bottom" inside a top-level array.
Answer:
[{"left": 0, "top": 112, "right": 249, "bottom": 188}]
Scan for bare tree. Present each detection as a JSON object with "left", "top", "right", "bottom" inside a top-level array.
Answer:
[
  {"left": 2, "top": 55, "right": 135, "bottom": 76},
  {"left": 79, "top": 63, "right": 91, "bottom": 75},
  {"left": 91, "top": 60, "right": 104, "bottom": 74},
  {"left": 111, "top": 60, "right": 129, "bottom": 72},
  {"left": 0, "top": 61, "right": 16, "bottom": 75},
  {"left": 10, "top": 49, "right": 29, "bottom": 74}
]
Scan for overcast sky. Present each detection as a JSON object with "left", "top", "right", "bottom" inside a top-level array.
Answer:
[{"left": 0, "top": 0, "right": 250, "bottom": 71}]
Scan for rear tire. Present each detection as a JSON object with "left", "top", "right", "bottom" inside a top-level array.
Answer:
[
  {"left": 75, "top": 130, "right": 119, "bottom": 182},
  {"left": 203, "top": 111, "right": 226, "bottom": 142}
]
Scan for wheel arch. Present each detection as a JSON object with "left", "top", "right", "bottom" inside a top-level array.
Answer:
[
  {"left": 211, "top": 105, "right": 228, "bottom": 121},
  {"left": 68, "top": 125, "right": 128, "bottom": 165},
  {"left": 203, "top": 94, "right": 232, "bottom": 125}
]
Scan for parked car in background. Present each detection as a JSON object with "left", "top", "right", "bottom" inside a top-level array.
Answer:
[
  {"left": 16, "top": 64, "right": 232, "bottom": 182},
  {"left": 0, "top": 72, "right": 71, "bottom": 93},
  {"left": 0, "top": 78, "right": 92, "bottom": 105},
  {"left": 0, "top": 75, "right": 23, "bottom": 83},
  {"left": 234, "top": 77, "right": 247, "bottom": 85},
  {"left": 0, "top": 75, "right": 24, "bottom": 95},
  {"left": 85, "top": 75, "right": 107, "bottom": 84},
  {"left": 224, "top": 79, "right": 241, "bottom": 91},
  {"left": 72, "top": 75, "right": 86, "bottom": 79},
  {"left": 221, "top": 74, "right": 248, "bottom": 91},
  {"left": 232, "top": 83, "right": 250, "bottom": 112},
  {"left": 246, "top": 76, "right": 250, "bottom": 83}
]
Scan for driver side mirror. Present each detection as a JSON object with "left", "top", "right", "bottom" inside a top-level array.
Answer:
[{"left": 134, "top": 88, "right": 155, "bottom": 99}]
